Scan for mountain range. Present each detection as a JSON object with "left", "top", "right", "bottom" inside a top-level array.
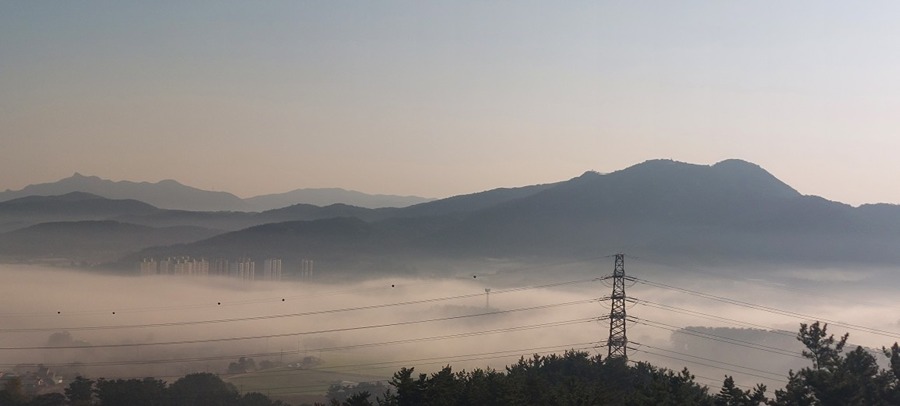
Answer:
[
  {"left": 0, "top": 173, "right": 433, "bottom": 211},
  {"left": 2, "top": 159, "right": 899, "bottom": 273}
]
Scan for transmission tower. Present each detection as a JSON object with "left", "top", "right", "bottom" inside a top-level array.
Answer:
[{"left": 607, "top": 253, "right": 628, "bottom": 360}]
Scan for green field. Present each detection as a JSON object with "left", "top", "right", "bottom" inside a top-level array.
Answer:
[{"left": 224, "top": 354, "right": 395, "bottom": 405}]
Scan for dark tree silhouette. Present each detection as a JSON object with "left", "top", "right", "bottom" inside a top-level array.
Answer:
[
  {"left": 167, "top": 373, "right": 240, "bottom": 406},
  {"left": 65, "top": 376, "right": 95, "bottom": 406}
]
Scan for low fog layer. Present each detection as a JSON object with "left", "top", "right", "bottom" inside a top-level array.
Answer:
[
  {"left": 1, "top": 261, "right": 897, "bottom": 400},
  {"left": 0, "top": 265, "right": 600, "bottom": 381}
]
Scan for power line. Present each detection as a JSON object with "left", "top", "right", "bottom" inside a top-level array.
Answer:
[
  {"left": 4, "top": 256, "right": 834, "bottom": 399},
  {"left": 78, "top": 340, "right": 780, "bottom": 399},
  {"left": 251, "top": 344, "right": 605, "bottom": 396},
  {"left": 0, "top": 277, "right": 600, "bottom": 333},
  {"left": 0, "top": 281, "right": 408, "bottom": 318},
  {"left": 0, "top": 257, "right": 610, "bottom": 319},
  {"left": 0, "top": 299, "right": 597, "bottom": 350},
  {"left": 630, "top": 276, "right": 900, "bottom": 340},
  {"left": 629, "top": 342, "right": 789, "bottom": 380},
  {"left": 306, "top": 317, "right": 603, "bottom": 354},
  {"left": 628, "top": 316, "right": 805, "bottom": 359},
  {"left": 629, "top": 298, "right": 796, "bottom": 338},
  {"left": 0, "top": 317, "right": 599, "bottom": 368},
  {"left": 238, "top": 341, "right": 603, "bottom": 388},
  {"left": 626, "top": 255, "right": 900, "bottom": 313},
  {"left": 629, "top": 347, "right": 789, "bottom": 384}
]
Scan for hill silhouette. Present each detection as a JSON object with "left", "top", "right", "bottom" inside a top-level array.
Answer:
[
  {"left": 0, "top": 220, "right": 219, "bottom": 263},
  {"left": 0, "top": 192, "right": 160, "bottom": 232},
  {"left": 0, "top": 174, "right": 249, "bottom": 211},
  {"left": 244, "top": 188, "right": 432, "bottom": 210},
  {"left": 0, "top": 173, "right": 433, "bottom": 211},
  {"left": 129, "top": 159, "right": 900, "bottom": 271}
]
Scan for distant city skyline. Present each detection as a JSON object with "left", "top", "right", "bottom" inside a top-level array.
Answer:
[{"left": 3, "top": 2, "right": 900, "bottom": 206}]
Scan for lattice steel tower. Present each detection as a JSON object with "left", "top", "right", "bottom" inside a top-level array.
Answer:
[{"left": 607, "top": 253, "right": 628, "bottom": 359}]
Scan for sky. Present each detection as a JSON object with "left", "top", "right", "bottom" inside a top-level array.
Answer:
[{"left": 2, "top": 1, "right": 900, "bottom": 205}]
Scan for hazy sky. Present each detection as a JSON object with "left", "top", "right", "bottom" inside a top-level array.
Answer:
[{"left": 3, "top": 1, "right": 900, "bottom": 205}]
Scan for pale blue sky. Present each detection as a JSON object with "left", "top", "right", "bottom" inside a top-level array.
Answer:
[{"left": 2, "top": 1, "right": 900, "bottom": 205}]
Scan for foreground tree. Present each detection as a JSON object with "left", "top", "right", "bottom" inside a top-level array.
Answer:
[
  {"left": 372, "top": 351, "right": 715, "bottom": 406},
  {"left": 714, "top": 376, "right": 766, "bottom": 406},
  {"left": 0, "top": 376, "right": 27, "bottom": 405},
  {"left": 59, "top": 372, "right": 284, "bottom": 406},
  {"left": 770, "top": 321, "right": 900, "bottom": 406},
  {"left": 28, "top": 392, "right": 68, "bottom": 406},
  {"left": 167, "top": 373, "right": 240, "bottom": 406},
  {"left": 240, "top": 392, "right": 287, "bottom": 406},
  {"left": 65, "top": 376, "right": 95, "bottom": 406},
  {"left": 95, "top": 377, "right": 167, "bottom": 406}
]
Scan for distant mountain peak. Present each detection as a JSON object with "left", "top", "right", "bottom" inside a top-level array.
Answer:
[
  {"left": 713, "top": 158, "right": 755, "bottom": 167},
  {"left": 66, "top": 172, "right": 100, "bottom": 181},
  {"left": 611, "top": 159, "right": 698, "bottom": 177},
  {"left": 595, "top": 158, "right": 801, "bottom": 201},
  {"left": 157, "top": 179, "right": 183, "bottom": 186},
  {"left": 711, "top": 159, "right": 799, "bottom": 198},
  {"left": 0, "top": 174, "right": 247, "bottom": 211},
  {"left": 712, "top": 158, "right": 770, "bottom": 174}
]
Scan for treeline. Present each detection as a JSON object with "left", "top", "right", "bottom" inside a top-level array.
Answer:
[
  {"left": 370, "top": 352, "right": 712, "bottom": 406},
  {"left": 0, "top": 373, "right": 286, "bottom": 406},
  {"left": 337, "top": 322, "right": 900, "bottom": 406},
  {"left": 2, "top": 322, "right": 899, "bottom": 405}
]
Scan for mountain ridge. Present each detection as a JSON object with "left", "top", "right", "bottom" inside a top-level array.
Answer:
[
  {"left": 125, "top": 159, "right": 900, "bottom": 272},
  {"left": 0, "top": 173, "right": 434, "bottom": 211},
  {"left": 0, "top": 192, "right": 160, "bottom": 233},
  {"left": 245, "top": 188, "right": 433, "bottom": 211},
  {"left": 5, "top": 159, "right": 900, "bottom": 272},
  {"left": 0, "top": 220, "right": 221, "bottom": 263},
  {"left": 0, "top": 174, "right": 248, "bottom": 212}
]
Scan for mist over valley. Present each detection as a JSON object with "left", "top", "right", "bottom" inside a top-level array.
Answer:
[
  {"left": 7, "top": 3, "right": 900, "bottom": 403},
  {"left": 2, "top": 160, "right": 900, "bottom": 404},
  {"left": 3, "top": 159, "right": 900, "bottom": 271}
]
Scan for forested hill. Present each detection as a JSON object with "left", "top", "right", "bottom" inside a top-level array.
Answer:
[
  {"left": 132, "top": 159, "right": 900, "bottom": 269},
  {"left": 5, "top": 159, "right": 900, "bottom": 270}
]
